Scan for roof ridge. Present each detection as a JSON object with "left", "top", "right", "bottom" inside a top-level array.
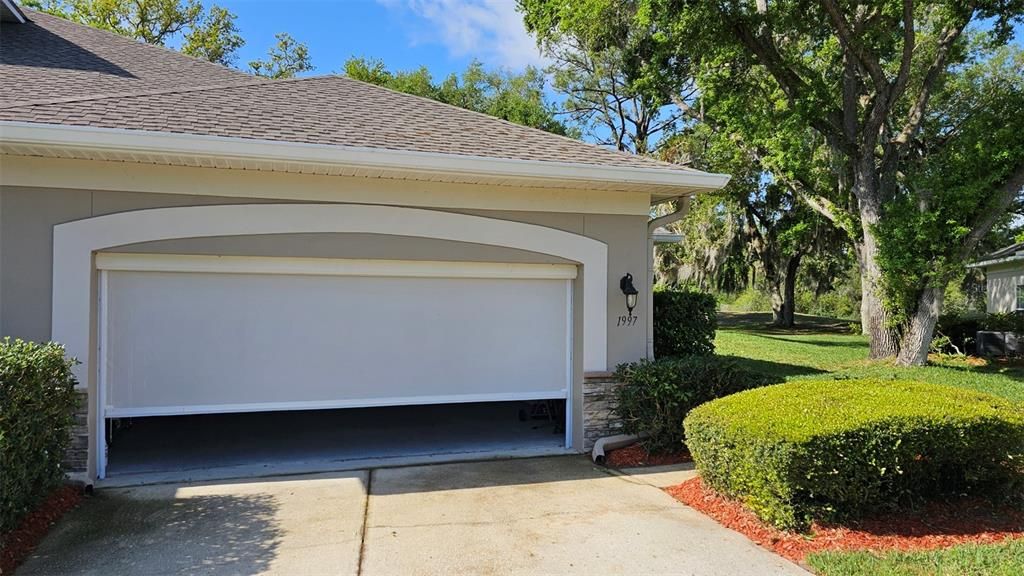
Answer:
[
  {"left": 332, "top": 75, "right": 692, "bottom": 172},
  {"left": 0, "top": 75, "right": 320, "bottom": 110}
]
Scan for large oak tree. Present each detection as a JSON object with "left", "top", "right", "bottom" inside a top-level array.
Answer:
[{"left": 522, "top": 0, "right": 1024, "bottom": 364}]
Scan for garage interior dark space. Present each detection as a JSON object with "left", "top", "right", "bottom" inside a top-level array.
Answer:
[{"left": 104, "top": 401, "right": 567, "bottom": 478}]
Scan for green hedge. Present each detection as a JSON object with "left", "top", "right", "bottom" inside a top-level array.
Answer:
[
  {"left": 613, "top": 356, "right": 772, "bottom": 453},
  {"left": 1, "top": 339, "right": 78, "bottom": 532},
  {"left": 934, "top": 312, "right": 1023, "bottom": 355},
  {"left": 982, "top": 312, "right": 1024, "bottom": 333},
  {"left": 684, "top": 379, "right": 1024, "bottom": 531},
  {"left": 653, "top": 288, "right": 716, "bottom": 358}
]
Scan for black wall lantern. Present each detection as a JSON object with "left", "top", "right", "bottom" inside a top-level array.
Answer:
[{"left": 620, "top": 273, "right": 639, "bottom": 317}]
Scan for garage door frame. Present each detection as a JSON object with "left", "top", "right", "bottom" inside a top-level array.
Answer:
[{"left": 54, "top": 204, "right": 607, "bottom": 479}]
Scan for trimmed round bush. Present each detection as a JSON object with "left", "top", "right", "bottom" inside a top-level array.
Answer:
[
  {"left": 653, "top": 288, "right": 716, "bottom": 358},
  {"left": 684, "top": 379, "right": 1024, "bottom": 531}
]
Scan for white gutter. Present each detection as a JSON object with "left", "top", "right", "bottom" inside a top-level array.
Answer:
[
  {"left": 0, "top": 121, "right": 732, "bottom": 191},
  {"left": 967, "top": 254, "right": 1024, "bottom": 269},
  {"left": 653, "top": 233, "right": 683, "bottom": 244}
]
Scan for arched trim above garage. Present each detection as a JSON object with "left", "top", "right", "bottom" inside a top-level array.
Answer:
[{"left": 52, "top": 203, "right": 609, "bottom": 385}]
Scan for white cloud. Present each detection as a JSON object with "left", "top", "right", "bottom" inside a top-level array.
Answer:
[{"left": 379, "top": 0, "right": 548, "bottom": 70}]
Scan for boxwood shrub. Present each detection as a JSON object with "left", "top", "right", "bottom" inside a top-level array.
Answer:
[
  {"left": 613, "top": 356, "right": 773, "bottom": 453},
  {"left": 1, "top": 339, "right": 78, "bottom": 532},
  {"left": 653, "top": 288, "right": 716, "bottom": 358},
  {"left": 684, "top": 379, "right": 1024, "bottom": 531}
]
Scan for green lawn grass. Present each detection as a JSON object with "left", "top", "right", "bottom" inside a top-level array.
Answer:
[
  {"left": 716, "top": 312, "right": 1024, "bottom": 403},
  {"left": 806, "top": 540, "right": 1024, "bottom": 576},
  {"left": 714, "top": 312, "right": 1024, "bottom": 575}
]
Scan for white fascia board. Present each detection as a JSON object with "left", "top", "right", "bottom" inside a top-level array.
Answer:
[{"left": 0, "top": 121, "right": 732, "bottom": 192}]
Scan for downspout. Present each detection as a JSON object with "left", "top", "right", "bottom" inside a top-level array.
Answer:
[
  {"left": 591, "top": 196, "right": 709, "bottom": 463},
  {"left": 646, "top": 195, "right": 692, "bottom": 358},
  {"left": 592, "top": 196, "right": 691, "bottom": 464},
  {"left": 592, "top": 432, "right": 650, "bottom": 465}
]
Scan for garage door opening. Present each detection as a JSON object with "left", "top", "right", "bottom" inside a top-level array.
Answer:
[
  {"left": 93, "top": 254, "right": 577, "bottom": 480},
  {"left": 103, "top": 401, "right": 568, "bottom": 480}
]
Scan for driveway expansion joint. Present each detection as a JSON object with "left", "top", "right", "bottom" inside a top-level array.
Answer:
[{"left": 356, "top": 468, "right": 373, "bottom": 576}]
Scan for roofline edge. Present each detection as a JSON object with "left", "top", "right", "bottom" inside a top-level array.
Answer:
[
  {"left": 967, "top": 254, "right": 1024, "bottom": 269},
  {"left": 1, "top": 0, "right": 26, "bottom": 23},
  {"left": 0, "top": 121, "right": 732, "bottom": 192}
]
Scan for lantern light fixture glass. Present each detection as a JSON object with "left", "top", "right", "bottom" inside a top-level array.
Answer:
[{"left": 620, "top": 273, "right": 638, "bottom": 316}]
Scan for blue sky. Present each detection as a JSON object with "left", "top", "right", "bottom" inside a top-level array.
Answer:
[
  {"left": 216, "top": 0, "right": 545, "bottom": 78},
  {"left": 214, "top": 1, "right": 1020, "bottom": 80}
]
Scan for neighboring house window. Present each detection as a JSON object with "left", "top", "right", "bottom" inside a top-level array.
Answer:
[{"left": 1018, "top": 284, "right": 1024, "bottom": 311}]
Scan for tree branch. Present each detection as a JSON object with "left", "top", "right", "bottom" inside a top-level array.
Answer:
[
  {"left": 959, "top": 162, "right": 1024, "bottom": 262},
  {"left": 892, "top": 19, "right": 970, "bottom": 150},
  {"left": 788, "top": 177, "right": 859, "bottom": 239},
  {"left": 820, "top": 0, "right": 888, "bottom": 93},
  {"left": 890, "top": 0, "right": 916, "bottom": 103},
  {"left": 729, "top": 19, "right": 852, "bottom": 155}
]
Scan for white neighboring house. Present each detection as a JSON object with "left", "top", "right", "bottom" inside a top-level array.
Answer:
[{"left": 969, "top": 242, "right": 1024, "bottom": 313}]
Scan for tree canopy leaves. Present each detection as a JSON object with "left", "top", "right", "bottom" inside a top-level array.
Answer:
[
  {"left": 248, "top": 32, "right": 313, "bottom": 79},
  {"left": 343, "top": 57, "right": 576, "bottom": 136}
]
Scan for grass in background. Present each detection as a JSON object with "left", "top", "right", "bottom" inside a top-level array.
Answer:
[
  {"left": 716, "top": 312, "right": 1024, "bottom": 403},
  {"left": 806, "top": 540, "right": 1024, "bottom": 576}
]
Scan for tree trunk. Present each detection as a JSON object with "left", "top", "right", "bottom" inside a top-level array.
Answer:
[
  {"left": 859, "top": 288, "right": 872, "bottom": 335},
  {"left": 895, "top": 285, "right": 945, "bottom": 366},
  {"left": 781, "top": 253, "right": 802, "bottom": 327},
  {"left": 768, "top": 278, "right": 786, "bottom": 326},
  {"left": 852, "top": 242, "right": 871, "bottom": 335},
  {"left": 858, "top": 210, "right": 900, "bottom": 359}
]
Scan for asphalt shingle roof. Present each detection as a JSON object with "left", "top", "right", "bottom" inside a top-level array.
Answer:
[
  {"left": 1, "top": 8, "right": 692, "bottom": 173},
  {"left": 0, "top": 9, "right": 255, "bottom": 108}
]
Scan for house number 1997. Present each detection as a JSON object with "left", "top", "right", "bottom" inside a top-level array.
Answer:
[{"left": 617, "top": 315, "right": 638, "bottom": 327}]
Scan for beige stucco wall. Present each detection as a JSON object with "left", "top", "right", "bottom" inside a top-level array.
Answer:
[
  {"left": 0, "top": 184, "right": 649, "bottom": 367},
  {"left": 2, "top": 159, "right": 655, "bottom": 476},
  {"left": 986, "top": 262, "right": 1024, "bottom": 313}
]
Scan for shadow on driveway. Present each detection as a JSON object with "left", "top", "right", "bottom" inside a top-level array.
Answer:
[{"left": 17, "top": 489, "right": 282, "bottom": 575}]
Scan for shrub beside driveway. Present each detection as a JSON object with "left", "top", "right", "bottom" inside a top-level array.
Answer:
[
  {"left": 0, "top": 339, "right": 78, "bottom": 530},
  {"left": 685, "top": 379, "right": 1024, "bottom": 531},
  {"left": 1, "top": 339, "right": 80, "bottom": 573},
  {"left": 663, "top": 314, "right": 1024, "bottom": 574}
]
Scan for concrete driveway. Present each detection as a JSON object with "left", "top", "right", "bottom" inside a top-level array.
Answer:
[{"left": 17, "top": 457, "right": 806, "bottom": 575}]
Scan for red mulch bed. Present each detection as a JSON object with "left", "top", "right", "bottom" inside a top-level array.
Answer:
[
  {"left": 666, "top": 477, "right": 1024, "bottom": 563},
  {"left": 605, "top": 443, "right": 692, "bottom": 468},
  {"left": 1, "top": 484, "right": 83, "bottom": 575}
]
